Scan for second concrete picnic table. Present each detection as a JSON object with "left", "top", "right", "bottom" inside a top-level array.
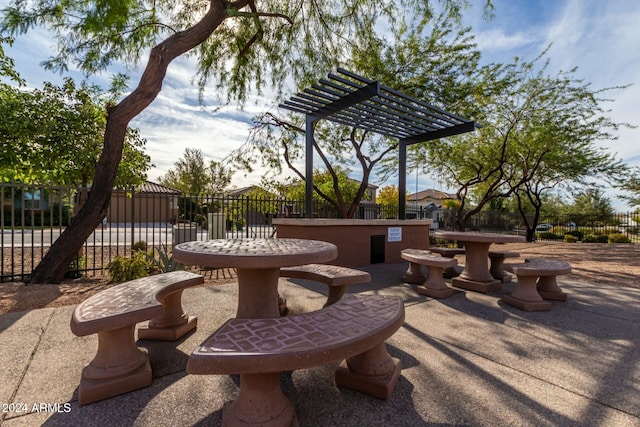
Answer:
[
  {"left": 435, "top": 231, "right": 525, "bottom": 293},
  {"left": 172, "top": 238, "right": 338, "bottom": 318}
]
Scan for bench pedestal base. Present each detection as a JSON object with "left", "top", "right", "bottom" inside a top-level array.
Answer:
[
  {"left": 402, "top": 262, "right": 426, "bottom": 284},
  {"left": 417, "top": 265, "right": 455, "bottom": 299},
  {"left": 335, "top": 357, "right": 402, "bottom": 400},
  {"left": 538, "top": 290, "right": 567, "bottom": 301},
  {"left": 223, "top": 372, "right": 298, "bottom": 427},
  {"left": 335, "top": 343, "right": 401, "bottom": 400},
  {"left": 325, "top": 286, "right": 348, "bottom": 307},
  {"left": 79, "top": 355, "right": 152, "bottom": 405},
  {"left": 502, "top": 275, "right": 552, "bottom": 311},
  {"left": 138, "top": 316, "right": 197, "bottom": 341},
  {"left": 502, "top": 294, "right": 552, "bottom": 311},
  {"left": 537, "top": 275, "right": 568, "bottom": 301},
  {"left": 416, "top": 284, "right": 455, "bottom": 299},
  {"left": 452, "top": 277, "right": 502, "bottom": 293}
]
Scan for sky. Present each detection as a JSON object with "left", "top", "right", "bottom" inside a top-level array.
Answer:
[{"left": 2, "top": 0, "right": 639, "bottom": 211}]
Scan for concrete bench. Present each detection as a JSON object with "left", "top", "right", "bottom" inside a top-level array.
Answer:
[
  {"left": 502, "top": 259, "right": 571, "bottom": 311},
  {"left": 401, "top": 248, "right": 457, "bottom": 298},
  {"left": 70, "top": 270, "right": 204, "bottom": 405},
  {"left": 187, "top": 294, "right": 404, "bottom": 426},
  {"left": 429, "top": 246, "right": 465, "bottom": 278},
  {"left": 488, "top": 250, "right": 520, "bottom": 282},
  {"left": 279, "top": 263, "right": 371, "bottom": 307}
]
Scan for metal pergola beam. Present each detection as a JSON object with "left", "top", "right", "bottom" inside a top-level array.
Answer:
[{"left": 279, "top": 69, "right": 477, "bottom": 219}]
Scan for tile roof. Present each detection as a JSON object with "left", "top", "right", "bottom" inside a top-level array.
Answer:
[{"left": 408, "top": 189, "right": 457, "bottom": 201}]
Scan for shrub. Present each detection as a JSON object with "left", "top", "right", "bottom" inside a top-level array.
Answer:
[
  {"left": 106, "top": 251, "right": 151, "bottom": 283},
  {"left": 608, "top": 233, "right": 632, "bottom": 244},
  {"left": 583, "top": 234, "right": 609, "bottom": 243},
  {"left": 565, "top": 230, "right": 584, "bottom": 241},
  {"left": 132, "top": 240, "right": 147, "bottom": 252},
  {"left": 146, "top": 244, "right": 184, "bottom": 273},
  {"left": 537, "top": 231, "right": 563, "bottom": 240},
  {"left": 563, "top": 234, "right": 578, "bottom": 243}
]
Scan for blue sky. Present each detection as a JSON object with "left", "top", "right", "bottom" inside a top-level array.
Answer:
[{"left": 2, "top": 0, "right": 639, "bottom": 210}]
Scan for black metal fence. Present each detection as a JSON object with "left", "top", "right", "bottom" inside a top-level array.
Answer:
[
  {"left": 457, "top": 211, "right": 640, "bottom": 243},
  {"left": 2, "top": 181, "right": 639, "bottom": 282}
]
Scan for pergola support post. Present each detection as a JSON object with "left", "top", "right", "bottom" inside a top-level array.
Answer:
[
  {"left": 399, "top": 141, "right": 407, "bottom": 219},
  {"left": 305, "top": 116, "right": 315, "bottom": 218}
]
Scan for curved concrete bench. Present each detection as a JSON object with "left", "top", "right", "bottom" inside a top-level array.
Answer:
[
  {"left": 401, "top": 248, "right": 457, "bottom": 298},
  {"left": 503, "top": 259, "right": 571, "bottom": 311},
  {"left": 70, "top": 270, "right": 204, "bottom": 405},
  {"left": 187, "top": 294, "right": 404, "bottom": 426},
  {"left": 279, "top": 263, "right": 371, "bottom": 307},
  {"left": 429, "top": 247, "right": 465, "bottom": 278},
  {"left": 488, "top": 250, "right": 520, "bottom": 283}
]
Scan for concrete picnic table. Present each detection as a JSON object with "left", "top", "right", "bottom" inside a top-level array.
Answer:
[
  {"left": 171, "top": 238, "right": 338, "bottom": 318},
  {"left": 435, "top": 231, "right": 525, "bottom": 293}
]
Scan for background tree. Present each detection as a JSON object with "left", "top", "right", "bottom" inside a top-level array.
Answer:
[
  {"left": 159, "top": 148, "right": 209, "bottom": 195},
  {"left": 377, "top": 185, "right": 402, "bottom": 206},
  {"left": 0, "top": 50, "right": 150, "bottom": 190},
  {"left": 617, "top": 167, "right": 640, "bottom": 209},
  {"left": 570, "top": 188, "right": 615, "bottom": 224},
  {"left": 2, "top": 0, "right": 491, "bottom": 283},
  {"left": 409, "top": 51, "right": 626, "bottom": 233},
  {"left": 159, "top": 148, "right": 232, "bottom": 195},
  {"left": 207, "top": 160, "right": 233, "bottom": 195},
  {"left": 283, "top": 167, "right": 366, "bottom": 217}
]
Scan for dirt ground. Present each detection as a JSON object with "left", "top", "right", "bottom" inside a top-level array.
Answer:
[
  {"left": 1, "top": 242, "right": 638, "bottom": 315},
  {"left": 0, "top": 268, "right": 238, "bottom": 315}
]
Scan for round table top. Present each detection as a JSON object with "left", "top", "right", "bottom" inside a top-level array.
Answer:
[
  {"left": 172, "top": 238, "right": 338, "bottom": 269},
  {"left": 435, "top": 231, "right": 526, "bottom": 244}
]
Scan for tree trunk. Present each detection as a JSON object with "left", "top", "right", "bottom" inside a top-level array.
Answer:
[{"left": 28, "top": 1, "right": 234, "bottom": 283}]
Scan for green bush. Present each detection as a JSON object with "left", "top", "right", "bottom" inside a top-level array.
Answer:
[
  {"left": 132, "top": 240, "right": 147, "bottom": 252},
  {"left": 563, "top": 234, "right": 578, "bottom": 243},
  {"left": 565, "top": 230, "right": 584, "bottom": 240},
  {"left": 537, "top": 231, "right": 563, "bottom": 240},
  {"left": 583, "top": 234, "right": 609, "bottom": 243},
  {"left": 608, "top": 233, "right": 632, "bottom": 244},
  {"left": 106, "top": 251, "right": 151, "bottom": 283}
]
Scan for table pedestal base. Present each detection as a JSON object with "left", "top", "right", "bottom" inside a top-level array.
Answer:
[{"left": 452, "top": 277, "right": 502, "bottom": 293}]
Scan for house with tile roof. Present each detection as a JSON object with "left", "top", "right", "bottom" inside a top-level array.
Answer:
[
  {"left": 406, "top": 189, "right": 458, "bottom": 226},
  {"left": 106, "top": 181, "right": 181, "bottom": 223}
]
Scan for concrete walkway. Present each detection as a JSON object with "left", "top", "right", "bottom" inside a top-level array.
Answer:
[{"left": 1, "top": 263, "right": 638, "bottom": 426}]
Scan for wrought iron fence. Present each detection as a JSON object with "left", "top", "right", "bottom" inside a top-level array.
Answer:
[
  {"left": 2, "top": 180, "right": 638, "bottom": 282},
  {"left": 452, "top": 211, "right": 640, "bottom": 243},
  {"left": 0, "top": 182, "right": 312, "bottom": 282}
]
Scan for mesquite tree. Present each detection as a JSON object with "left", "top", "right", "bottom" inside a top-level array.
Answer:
[{"left": 1, "top": 0, "right": 491, "bottom": 283}]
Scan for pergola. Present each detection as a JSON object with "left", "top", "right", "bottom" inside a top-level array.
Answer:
[{"left": 280, "top": 69, "right": 477, "bottom": 218}]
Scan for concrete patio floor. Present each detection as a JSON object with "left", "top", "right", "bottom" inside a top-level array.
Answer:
[{"left": 1, "top": 263, "right": 638, "bottom": 426}]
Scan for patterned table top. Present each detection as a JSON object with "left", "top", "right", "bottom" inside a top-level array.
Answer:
[
  {"left": 435, "top": 231, "right": 526, "bottom": 244},
  {"left": 172, "top": 238, "right": 338, "bottom": 269}
]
